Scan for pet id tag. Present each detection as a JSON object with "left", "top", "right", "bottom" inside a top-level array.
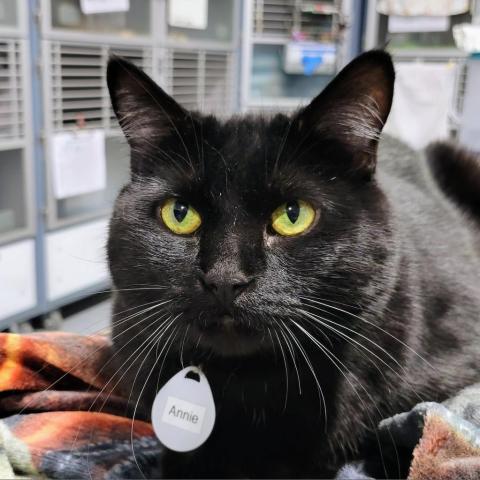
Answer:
[{"left": 151, "top": 366, "right": 216, "bottom": 452}]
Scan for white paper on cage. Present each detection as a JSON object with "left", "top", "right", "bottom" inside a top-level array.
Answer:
[
  {"left": 377, "top": 0, "right": 469, "bottom": 16},
  {"left": 51, "top": 130, "right": 107, "bottom": 199},
  {"left": 383, "top": 62, "right": 456, "bottom": 150},
  {"left": 388, "top": 15, "right": 449, "bottom": 33},
  {"left": 453, "top": 24, "right": 480, "bottom": 52},
  {"left": 80, "top": 0, "right": 130, "bottom": 15},
  {"left": 168, "top": 0, "right": 208, "bottom": 30}
]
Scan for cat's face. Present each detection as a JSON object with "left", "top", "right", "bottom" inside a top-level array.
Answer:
[{"left": 107, "top": 51, "right": 395, "bottom": 358}]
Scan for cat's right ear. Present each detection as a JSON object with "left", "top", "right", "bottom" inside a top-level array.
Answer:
[
  {"left": 107, "top": 56, "right": 186, "bottom": 149},
  {"left": 293, "top": 50, "right": 394, "bottom": 179}
]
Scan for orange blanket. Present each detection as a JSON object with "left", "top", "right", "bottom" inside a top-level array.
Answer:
[{"left": 0, "top": 332, "right": 162, "bottom": 478}]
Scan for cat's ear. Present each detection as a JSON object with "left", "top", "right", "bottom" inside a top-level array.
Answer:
[
  {"left": 107, "top": 56, "right": 186, "bottom": 148},
  {"left": 295, "top": 50, "right": 394, "bottom": 178}
]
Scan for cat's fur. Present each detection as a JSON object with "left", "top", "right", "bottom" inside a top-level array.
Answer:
[{"left": 106, "top": 51, "right": 480, "bottom": 478}]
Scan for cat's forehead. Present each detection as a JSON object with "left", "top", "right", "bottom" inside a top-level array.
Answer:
[
  {"left": 203, "top": 114, "right": 293, "bottom": 174},
  {"left": 148, "top": 113, "right": 323, "bottom": 211},
  {"left": 219, "top": 114, "right": 292, "bottom": 151},
  {"left": 184, "top": 114, "right": 320, "bottom": 211}
]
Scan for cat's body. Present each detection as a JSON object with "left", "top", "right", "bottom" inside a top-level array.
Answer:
[{"left": 107, "top": 52, "right": 480, "bottom": 478}]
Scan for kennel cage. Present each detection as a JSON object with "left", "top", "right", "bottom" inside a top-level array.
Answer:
[
  {"left": 241, "top": 0, "right": 360, "bottom": 113},
  {"left": 0, "top": 0, "right": 37, "bottom": 328}
]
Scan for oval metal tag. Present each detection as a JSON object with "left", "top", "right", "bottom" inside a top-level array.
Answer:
[{"left": 151, "top": 366, "right": 216, "bottom": 452}]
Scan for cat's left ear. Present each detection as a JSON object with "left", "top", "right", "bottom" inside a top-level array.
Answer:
[{"left": 295, "top": 50, "right": 394, "bottom": 179}]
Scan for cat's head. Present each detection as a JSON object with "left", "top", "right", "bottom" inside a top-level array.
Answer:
[{"left": 107, "top": 51, "right": 395, "bottom": 358}]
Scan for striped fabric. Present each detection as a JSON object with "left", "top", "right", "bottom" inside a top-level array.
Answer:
[{"left": 0, "top": 332, "right": 162, "bottom": 478}]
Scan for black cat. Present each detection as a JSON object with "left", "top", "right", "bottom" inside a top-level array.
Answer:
[{"left": 106, "top": 50, "right": 480, "bottom": 478}]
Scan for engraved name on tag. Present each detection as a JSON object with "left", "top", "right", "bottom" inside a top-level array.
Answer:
[{"left": 162, "top": 396, "right": 206, "bottom": 434}]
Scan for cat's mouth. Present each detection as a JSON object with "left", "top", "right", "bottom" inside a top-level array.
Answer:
[{"left": 188, "top": 313, "right": 266, "bottom": 356}]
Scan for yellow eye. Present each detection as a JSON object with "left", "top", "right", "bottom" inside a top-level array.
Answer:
[
  {"left": 271, "top": 200, "right": 315, "bottom": 236},
  {"left": 160, "top": 198, "right": 201, "bottom": 235}
]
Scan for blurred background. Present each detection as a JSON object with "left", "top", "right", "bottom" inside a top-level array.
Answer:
[{"left": 1, "top": 0, "right": 480, "bottom": 334}]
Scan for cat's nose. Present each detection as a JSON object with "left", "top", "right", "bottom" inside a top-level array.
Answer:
[{"left": 198, "top": 271, "right": 253, "bottom": 311}]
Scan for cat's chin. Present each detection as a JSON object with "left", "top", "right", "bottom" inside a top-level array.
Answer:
[{"left": 188, "top": 315, "right": 267, "bottom": 357}]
